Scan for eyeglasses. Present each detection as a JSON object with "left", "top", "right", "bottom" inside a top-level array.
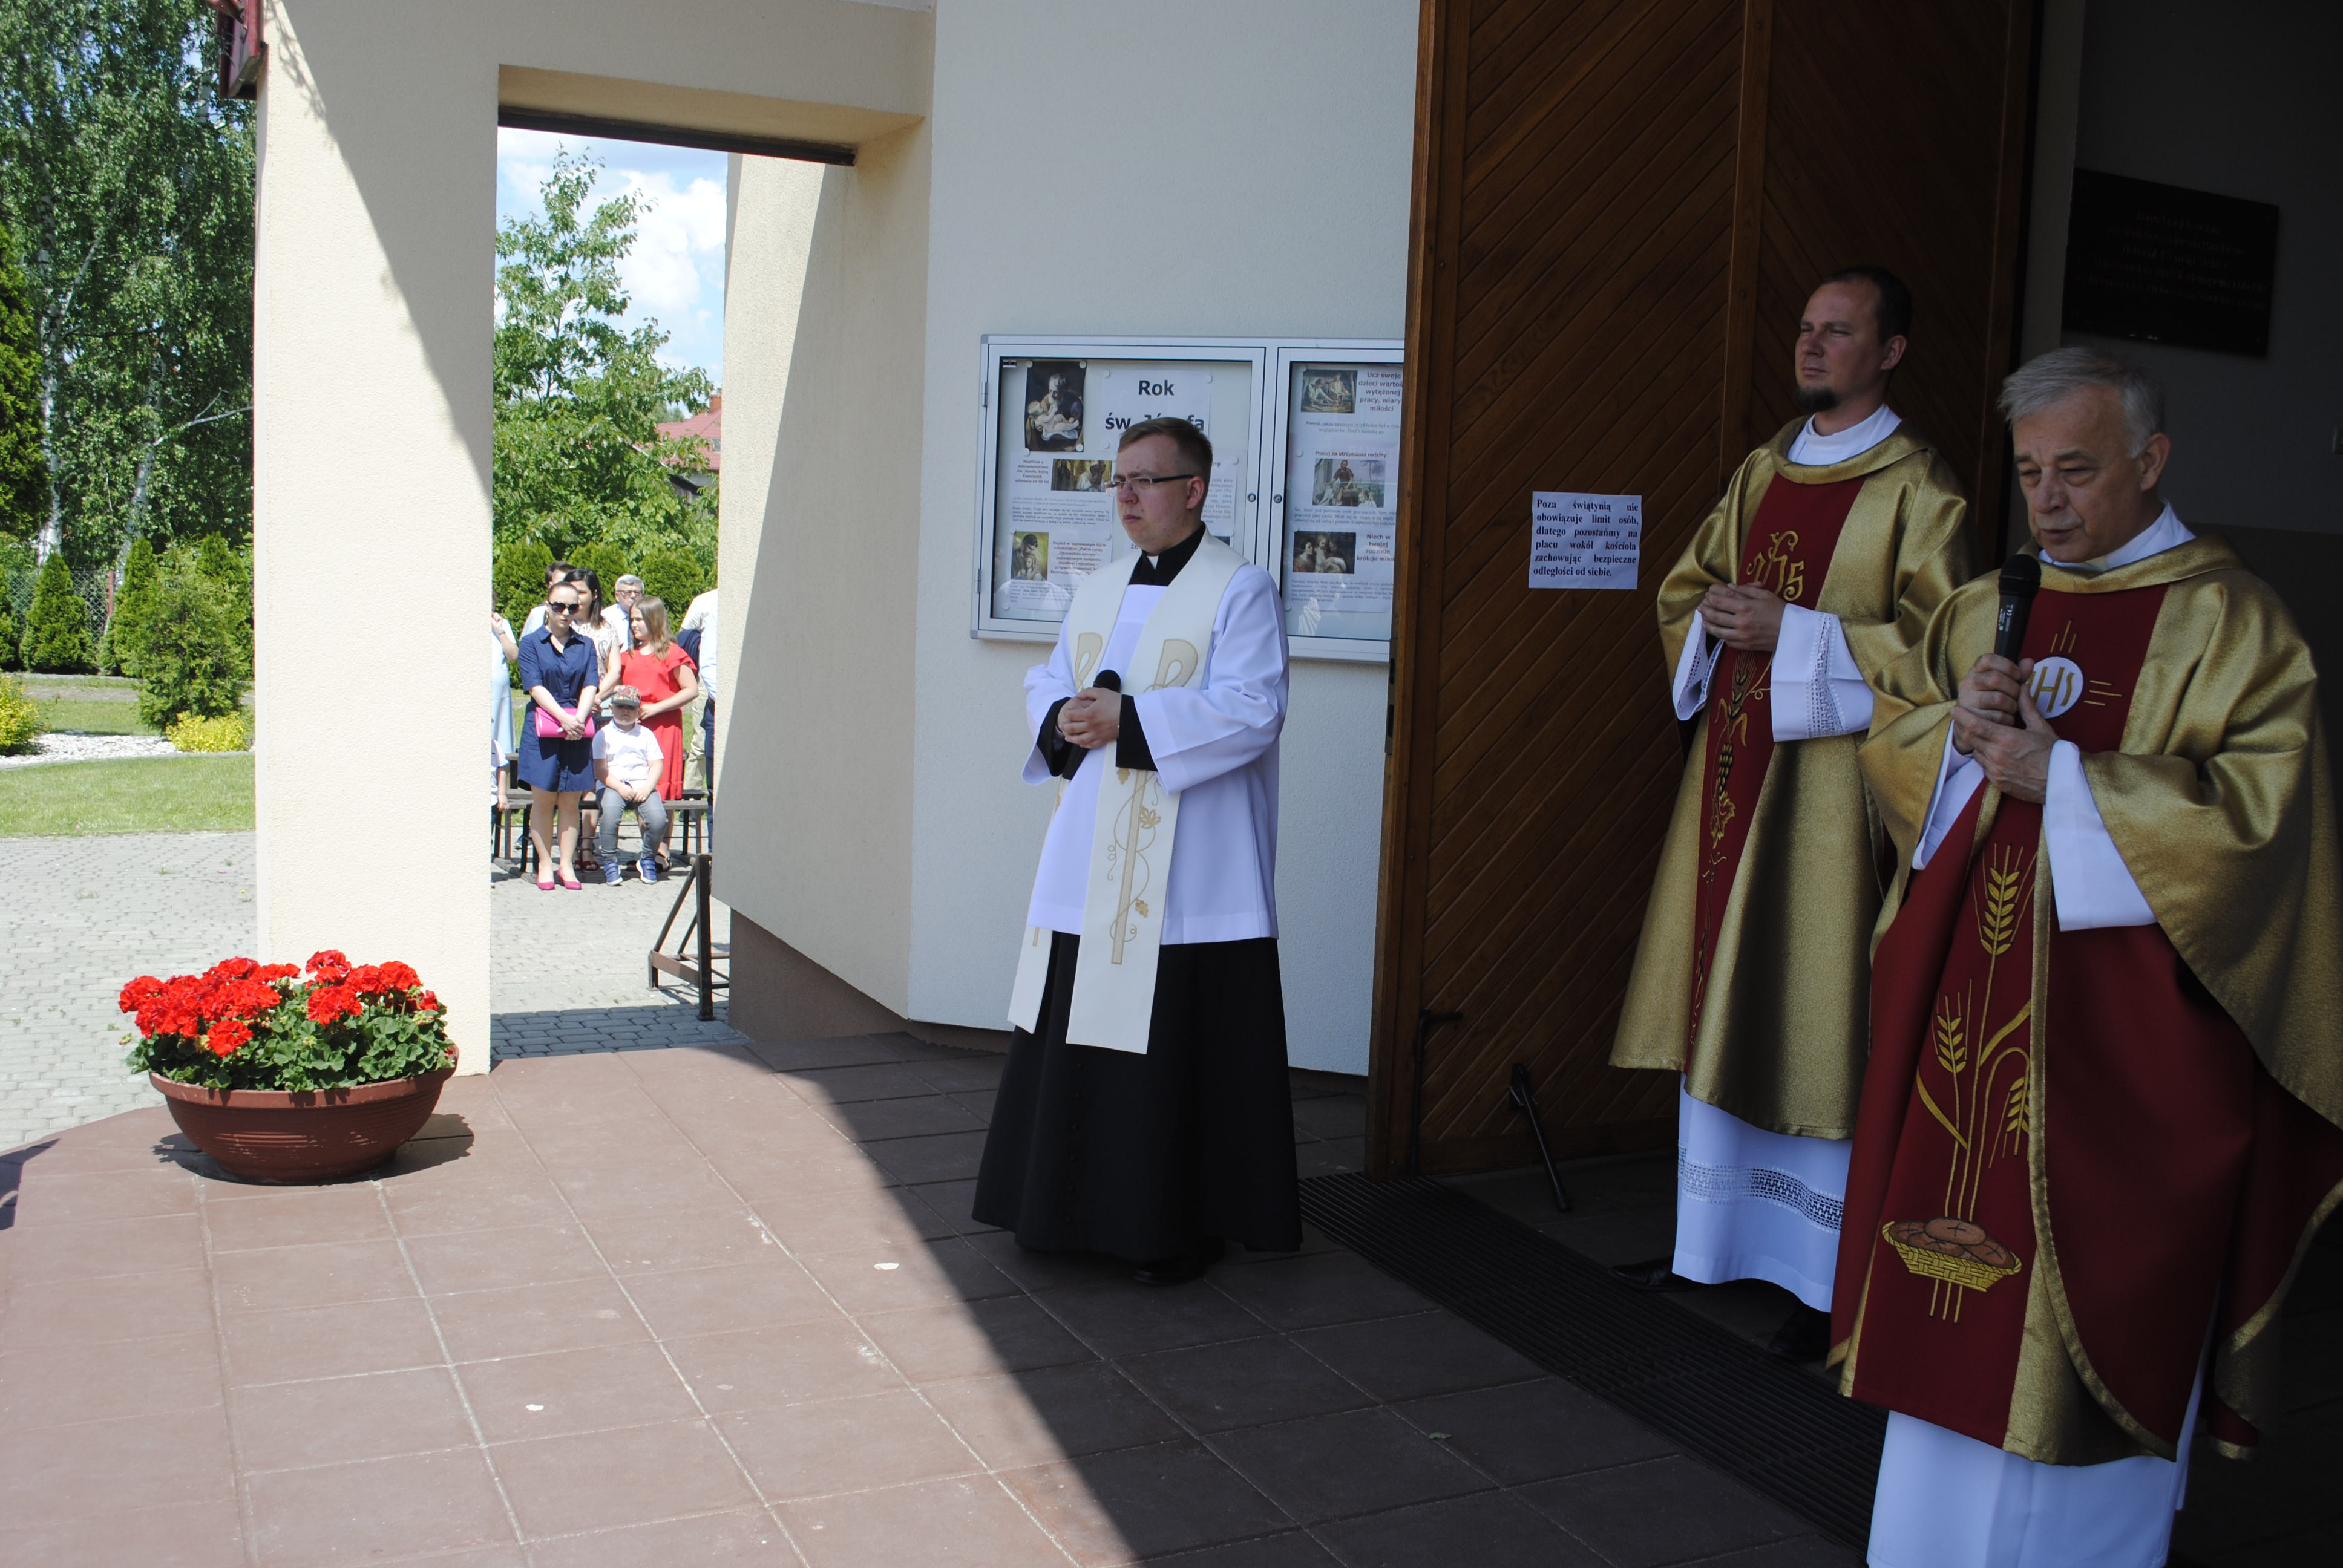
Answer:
[{"left": 1110, "top": 472, "right": 1199, "bottom": 495}]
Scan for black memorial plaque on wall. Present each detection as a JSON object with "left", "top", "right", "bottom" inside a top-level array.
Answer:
[{"left": 2062, "top": 169, "right": 2279, "bottom": 356}]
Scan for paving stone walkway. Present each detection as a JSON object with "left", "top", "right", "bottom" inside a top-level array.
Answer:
[
  {"left": 0, "top": 832, "right": 258, "bottom": 1149},
  {"left": 0, "top": 832, "right": 735, "bottom": 1151}
]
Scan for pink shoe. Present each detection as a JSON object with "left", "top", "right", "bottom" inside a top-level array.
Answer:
[
  {"left": 559, "top": 873, "right": 583, "bottom": 891},
  {"left": 536, "top": 875, "right": 556, "bottom": 892}
]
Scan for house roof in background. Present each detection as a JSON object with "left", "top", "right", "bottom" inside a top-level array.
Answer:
[{"left": 655, "top": 393, "right": 721, "bottom": 472}]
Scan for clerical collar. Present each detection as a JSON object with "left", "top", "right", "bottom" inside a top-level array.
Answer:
[
  {"left": 1788, "top": 403, "right": 1901, "bottom": 466},
  {"left": 2039, "top": 503, "right": 2192, "bottom": 575},
  {"left": 1132, "top": 525, "right": 1206, "bottom": 586}
]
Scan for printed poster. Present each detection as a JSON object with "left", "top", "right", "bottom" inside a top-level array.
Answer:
[
  {"left": 1528, "top": 492, "right": 1642, "bottom": 590},
  {"left": 1282, "top": 364, "right": 1401, "bottom": 643},
  {"left": 992, "top": 359, "right": 1237, "bottom": 626}
]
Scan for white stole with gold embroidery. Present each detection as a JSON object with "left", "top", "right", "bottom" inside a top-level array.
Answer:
[{"left": 1008, "top": 536, "right": 1244, "bottom": 1051}]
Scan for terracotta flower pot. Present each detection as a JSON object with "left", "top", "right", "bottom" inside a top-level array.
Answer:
[{"left": 151, "top": 1054, "right": 459, "bottom": 1184}]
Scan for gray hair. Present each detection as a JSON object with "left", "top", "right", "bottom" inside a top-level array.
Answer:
[
  {"left": 1999, "top": 347, "right": 2164, "bottom": 455},
  {"left": 616, "top": 573, "right": 644, "bottom": 590}
]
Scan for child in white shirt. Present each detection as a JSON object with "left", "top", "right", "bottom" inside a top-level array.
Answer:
[{"left": 591, "top": 687, "right": 668, "bottom": 883}]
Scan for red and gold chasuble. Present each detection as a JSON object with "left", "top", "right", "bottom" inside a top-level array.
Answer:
[
  {"left": 1688, "top": 476, "right": 1864, "bottom": 1047},
  {"left": 1835, "top": 583, "right": 2338, "bottom": 1455}
]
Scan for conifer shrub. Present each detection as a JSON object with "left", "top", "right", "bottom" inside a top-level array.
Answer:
[
  {"left": 0, "top": 672, "right": 36, "bottom": 752},
  {"left": 21, "top": 550, "right": 90, "bottom": 672},
  {"left": 167, "top": 711, "right": 253, "bottom": 752},
  {"left": 111, "top": 537, "right": 163, "bottom": 675},
  {"left": 638, "top": 548, "right": 706, "bottom": 617},
  {"left": 495, "top": 538, "right": 553, "bottom": 630},
  {"left": 567, "top": 542, "right": 629, "bottom": 598},
  {"left": 136, "top": 558, "right": 249, "bottom": 731}
]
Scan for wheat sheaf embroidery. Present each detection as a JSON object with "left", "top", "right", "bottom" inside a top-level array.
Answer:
[{"left": 1978, "top": 851, "right": 2024, "bottom": 958}]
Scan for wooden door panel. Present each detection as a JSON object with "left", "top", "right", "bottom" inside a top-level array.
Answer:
[{"left": 1372, "top": 0, "right": 2037, "bottom": 1177}]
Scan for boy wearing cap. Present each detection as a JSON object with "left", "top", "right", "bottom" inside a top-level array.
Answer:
[{"left": 591, "top": 686, "right": 669, "bottom": 883}]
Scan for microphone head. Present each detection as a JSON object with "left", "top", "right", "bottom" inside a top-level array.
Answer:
[
  {"left": 1999, "top": 552, "right": 2041, "bottom": 600},
  {"left": 1093, "top": 670, "right": 1122, "bottom": 693}
]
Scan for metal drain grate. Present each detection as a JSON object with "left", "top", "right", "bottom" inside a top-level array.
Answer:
[{"left": 1299, "top": 1171, "right": 1884, "bottom": 1546}]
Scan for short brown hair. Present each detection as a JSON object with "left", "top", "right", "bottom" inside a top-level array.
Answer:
[{"left": 1118, "top": 417, "right": 1213, "bottom": 494}]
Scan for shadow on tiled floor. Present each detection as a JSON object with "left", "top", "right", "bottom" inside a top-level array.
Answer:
[
  {"left": 0, "top": 1034, "right": 1855, "bottom": 1567},
  {"left": 1452, "top": 1139, "right": 2343, "bottom": 1567}
]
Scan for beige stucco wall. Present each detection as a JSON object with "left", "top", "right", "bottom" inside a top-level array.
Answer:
[
  {"left": 251, "top": 0, "right": 929, "bottom": 1067},
  {"left": 899, "top": 0, "right": 1418, "bottom": 1073},
  {"left": 254, "top": 0, "right": 1412, "bottom": 1074},
  {"left": 718, "top": 128, "right": 935, "bottom": 1015}
]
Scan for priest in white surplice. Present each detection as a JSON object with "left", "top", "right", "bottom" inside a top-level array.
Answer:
[
  {"left": 1610, "top": 267, "right": 1973, "bottom": 1361},
  {"left": 973, "top": 416, "right": 1301, "bottom": 1285}
]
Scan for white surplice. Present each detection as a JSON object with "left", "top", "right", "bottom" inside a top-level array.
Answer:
[
  {"left": 1022, "top": 562, "right": 1286, "bottom": 945},
  {"left": 1664, "top": 411, "right": 1909, "bottom": 1308},
  {"left": 1874, "top": 504, "right": 2198, "bottom": 1568}
]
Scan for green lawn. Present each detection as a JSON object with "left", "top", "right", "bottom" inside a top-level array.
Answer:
[
  {"left": 36, "top": 697, "right": 158, "bottom": 736},
  {"left": 0, "top": 754, "right": 254, "bottom": 837}
]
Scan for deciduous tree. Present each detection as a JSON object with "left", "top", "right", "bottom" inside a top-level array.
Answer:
[
  {"left": 494, "top": 150, "right": 713, "bottom": 569},
  {"left": 0, "top": 0, "right": 254, "bottom": 568}
]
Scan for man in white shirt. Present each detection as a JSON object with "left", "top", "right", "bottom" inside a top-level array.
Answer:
[
  {"left": 1841, "top": 347, "right": 2343, "bottom": 1568},
  {"left": 1610, "top": 267, "right": 1975, "bottom": 1361},
  {"left": 681, "top": 586, "right": 718, "bottom": 786},
  {"left": 591, "top": 687, "right": 667, "bottom": 883},
  {"left": 974, "top": 417, "right": 1299, "bottom": 1285}
]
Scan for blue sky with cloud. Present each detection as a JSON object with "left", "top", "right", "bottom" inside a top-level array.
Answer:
[{"left": 496, "top": 128, "right": 729, "bottom": 388}]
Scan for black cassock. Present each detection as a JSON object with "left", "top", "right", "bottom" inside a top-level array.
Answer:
[{"left": 972, "top": 930, "right": 1301, "bottom": 1260}]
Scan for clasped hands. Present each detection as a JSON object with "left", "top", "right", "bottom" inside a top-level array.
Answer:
[
  {"left": 1057, "top": 687, "right": 1122, "bottom": 750},
  {"left": 1951, "top": 654, "right": 2053, "bottom": 803},
  {"left": 1700, "top": 583, "right": 1786, "bottom": 652}
]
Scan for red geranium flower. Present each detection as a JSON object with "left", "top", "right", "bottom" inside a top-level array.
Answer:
[
  {"left": 255, "top": 962, "right": 301, "bottom": 984},
  {"left": 206, "top": 1019, "right": 252, "bottom": 1057},
  {"left": 306, "top": 984, "right": 363, "bottom": 1025},
  {"left": 307, "top": 950, "right": 352, "bottom": 984},
  {"left": 119, "top": 976, "right": 163, "bottom": 1014}
]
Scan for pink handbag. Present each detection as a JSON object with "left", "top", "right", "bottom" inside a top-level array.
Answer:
[{"left": 534, "top": 707, "right": 595, "bottom": 740}]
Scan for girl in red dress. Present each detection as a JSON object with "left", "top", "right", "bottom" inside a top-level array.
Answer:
[{"left": 616, "top": 597, "right": 702, "bottom": 862}]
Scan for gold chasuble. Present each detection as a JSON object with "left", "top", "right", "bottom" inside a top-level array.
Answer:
[
  {"left": 1837, "top": 537, "right": 2343, "bottom": 1465},
  {"left": 1613, "top": 422, "right": 1972, "bottom": 1137}
]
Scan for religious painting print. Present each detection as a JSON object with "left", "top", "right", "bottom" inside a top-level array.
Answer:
[
  {"left": 1293, "top": 532, "right": 1355, "bottom": 575},
  {"left": 1299, "top": 367, "right": 1355, "bottom": 414},
  {"left": 1011, "top": 532, "right": 1049, "bottom": 581},
  {"left": 1311, "top": 457, "right": 1384, "bottom": 508},
  {"left": 1051, "top": 459, "right": 1113, "bottom": 493},
  {"left": 1024, "top": 361, "right": 1087, "bottom": 451}
]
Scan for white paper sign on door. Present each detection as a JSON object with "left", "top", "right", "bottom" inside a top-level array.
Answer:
[{"left": 1529, "top": 492, "right": 1642, "bottom": 590}]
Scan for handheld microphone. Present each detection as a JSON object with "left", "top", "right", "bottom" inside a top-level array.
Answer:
[{"left": 1994, "top": 554, "right": 2040, "bottom": 663}]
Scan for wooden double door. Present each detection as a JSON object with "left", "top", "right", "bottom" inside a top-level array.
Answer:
[{"left": 1369, "top": 0, "right": 2040, "bottom": 1176}]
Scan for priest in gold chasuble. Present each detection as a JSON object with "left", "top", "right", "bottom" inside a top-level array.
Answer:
[
  {"left": 1611, "top": 269, "right": 1973, "bottom": 1356},
  {"left": 974, "top": 418, "right": 1299, "bottom": 1287},
  {"left": 1839, "top": 350, "right": 2343, "bottom": 1568}
]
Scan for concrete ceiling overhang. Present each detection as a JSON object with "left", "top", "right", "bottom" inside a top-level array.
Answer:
[{"left": 497, "top": 65, "right": 924, "bottom": 165}]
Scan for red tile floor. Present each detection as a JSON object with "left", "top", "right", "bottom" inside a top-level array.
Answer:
[{"left": 0, "top": 1034, "right": 1853, "bottom": 1567}]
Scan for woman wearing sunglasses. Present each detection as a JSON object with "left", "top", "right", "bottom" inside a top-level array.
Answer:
[{"left": 514, "top": 581, "right": 603, "bottom": 890}]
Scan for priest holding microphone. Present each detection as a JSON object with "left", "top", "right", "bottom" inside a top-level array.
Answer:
[
  {"left": 1839, "top": 347, "right": 2343, "bottom": 1567},
  {"left": 974, "top": 416, "right": 1300, "bottom": 1285}
]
